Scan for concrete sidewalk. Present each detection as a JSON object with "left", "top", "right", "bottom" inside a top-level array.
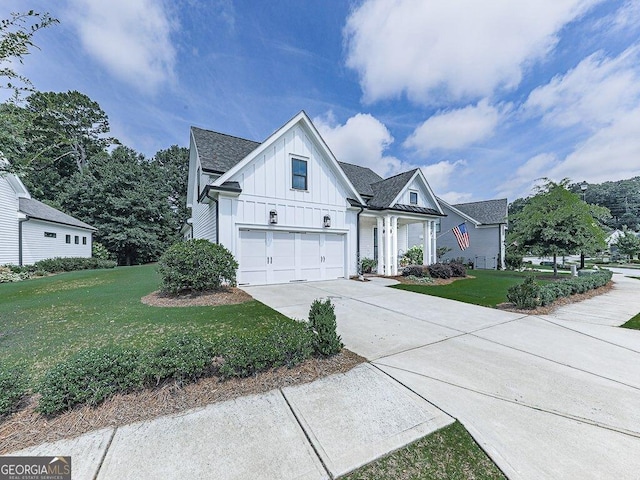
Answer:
[{"left": 9, "top": 364, "right": 453, "bottom": 480}]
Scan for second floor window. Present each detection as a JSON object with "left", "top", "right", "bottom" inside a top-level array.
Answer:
[
  {"left": 292, "top": 158, "right": 307, "bottom": 190},
  {"left": 410, "top": 191, "right": 418, "bottom": 204}
]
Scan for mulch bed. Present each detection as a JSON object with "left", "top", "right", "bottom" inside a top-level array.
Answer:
[
  {"left": 391, "top": 275, "right": 474, "bottom": 286},
  {"left": 496, "top": 281, "right": 614, "bottom": 315},
  {"left": 141, "top": 287, "right": 253, "bottom": 307},
  {"left": 0, "top": 349, "right": 365, "bottom": 454}
]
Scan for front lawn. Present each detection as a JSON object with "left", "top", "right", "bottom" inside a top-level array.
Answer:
[
  {"left": 0, "top": 264, "right": 290, "bottom": 382},
  {"left": 621, "top": 312, "right": 640, "bottom": 330},
  {"left": 392, "top": 269, "right": 558, "bottom": 307},
  {"left": 343, "top": 421, "right": 505, "bottom": 480}
]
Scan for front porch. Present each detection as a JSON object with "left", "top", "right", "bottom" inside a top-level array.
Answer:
[{"left": 359, "top": 212, "right": 438, "bottom": 276}]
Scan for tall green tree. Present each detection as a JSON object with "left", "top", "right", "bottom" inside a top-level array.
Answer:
[
  {"left": 614, "top": 228, "right": 640, "bottom": 260},
  {"left": 153, "top": 145, "right": 190, "bottom": 232},
  {"left": 0, "top": 90, "right": 115, "bottom": 202},
  {"left": 509, "top": 179, "right": 607, "bottom": 275},
  {"left": 1, "top": 11, "right": 58, "bottom": 96},
  {"left": 59, "top": 147, "right": 176, "bottom": 265}
]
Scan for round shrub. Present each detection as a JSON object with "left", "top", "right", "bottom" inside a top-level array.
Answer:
[
  {"left": 157, "top": 239, "right": 238, "bottom": 294},
  {"left": 448, "top": 262, "right": 467, "bottom": 277},
  {"left": 0, "top": 365, "right": 28, "bottom": 416},
  {"left": 427, "top": 263, "right": 453, "bottom": 279},
  {"left": 402, "top": 264, "right": 429, "bottom": 277},
  {"left": 506, "top": 276, "right": 540, "bottom": 309}
]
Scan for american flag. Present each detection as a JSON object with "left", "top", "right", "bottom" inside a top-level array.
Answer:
[{"left": 452, "top": 223, "right": 470, "bottom": 250}]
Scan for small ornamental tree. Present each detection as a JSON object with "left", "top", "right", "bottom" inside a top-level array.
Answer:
[
  {"left": 615, "top": 228, "right": 640, "bottom": 260},
  {"left": 308, "top": 299, "right": 342, "bottom": 356},
  {"left": 157, "top": 239, "right": 238, "bottom": 294}
]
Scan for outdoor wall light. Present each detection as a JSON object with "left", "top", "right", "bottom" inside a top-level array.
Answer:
[
  {"left": 323, "top": 215, "right": 331, "bottom": 228},
  {"left": 269, "top": 210, "right": 278, "bottom": 224}
]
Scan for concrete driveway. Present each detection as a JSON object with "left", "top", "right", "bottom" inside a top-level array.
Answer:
[{"left": 244, "top": 273, "right": 640, "bottom": 479}]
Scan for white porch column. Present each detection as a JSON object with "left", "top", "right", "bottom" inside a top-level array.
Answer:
[
  {"left": 376, "top": 216, "right": 384, "bottom": 274},
  {"left": 431, "top": 220, "right": 437, "bottom": 263},
  {"left": 391, "top": 216, "right": 398, "bottom": 275},
  {"left": 384, "top": 215, "right": 392, "bottom": 275},
  {"left": 423, "top": 221, "right": 431, "bottom": 265}
]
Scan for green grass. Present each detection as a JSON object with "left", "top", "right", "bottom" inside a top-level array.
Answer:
[
  {"left": 392, "top": 269, "right": 558, "bottom": 307},
  {"left": 343, "top": 421, "right": 505, "bottom": 480},
  {"left": 0, "top": 265, "right": 290, "bottom": 382},
  {"left": 621, "top": 312, "right": 640, "bottom": 330}
]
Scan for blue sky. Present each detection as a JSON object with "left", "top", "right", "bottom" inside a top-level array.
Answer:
[{"left": 4, "top": 0, "right": 640, "bottom": 203}]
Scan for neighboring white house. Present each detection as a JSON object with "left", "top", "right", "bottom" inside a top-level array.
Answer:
[
  {"left": 409, "top": 198, "right": 508, "bottom": 269},
  {"left": 0, "top": 170, "right": 95, "bottom": 266},
  {"left": 187, "top": 111, "right": 445, "bottom": 285}
]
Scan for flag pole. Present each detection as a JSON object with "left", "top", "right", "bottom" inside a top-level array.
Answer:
[{"left": 436, "top": 221, "right": 465, "bottom": 240}]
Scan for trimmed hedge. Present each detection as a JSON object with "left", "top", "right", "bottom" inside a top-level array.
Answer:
[
  {"left": 34, "top": 257, "right": 117, "bottom": 273},
  {"left": 308, "top": 299, "right": 343, "bottom": 356},
  {"left": 157, "top": 239, "right": 238, "bottom": 294},
  {"left": 0, "top": 365, "right": 28, "bottom": 416},
  {"left": 507, "top": 270, "right": 613, "bottom": 309},
  {"left": 37, "top": 347, "right": 142, "bottom": 415}
]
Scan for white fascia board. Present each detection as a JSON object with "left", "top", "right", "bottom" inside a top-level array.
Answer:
[
  {"left": 212, "top": 111, "right": 365, "bottom": 205},
  {"left": 388, "top": 169, "right": 445, "bottom": 216},
  {"left": 186, "top": 129, "right": 199, "bottom": 208}
]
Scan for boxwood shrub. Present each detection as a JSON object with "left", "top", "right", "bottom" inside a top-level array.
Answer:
[
  {"left": 157, "top": 239, "right": 238, "bottom": 294},
  {"left": 507, "top": 276, "right": 540, "bottom": 309},
  {"left": 0, "top": 365, "right": 28, "bottom": 416},
  {"left": 308, "top": 299, "right": 343, "bottom": 356},
  {"left": 34, "top": 257, "right": 117, "bottom": 273}
]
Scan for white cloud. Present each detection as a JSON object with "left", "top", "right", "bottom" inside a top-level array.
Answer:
[
  {"left": 314, "top": 112, "right": 403, "bottom": 176},
  {"left": 404, "top": 100, "right": 501, "bottom": 155},
  {"left": 497, "top": 153, "right": 558, "bottom": 199},
  {"left": 67, "top": 0, "right": 177, "bottom": 92},
  {"left": 344, "top": 0, "right": 599, "bottom": 104},
  {"left": 521, "top": 46, "right": 640, "bottom": 186},
  {"left": 438, "top": 191, "right": 474, "bottom": 204},
  {"left": 420, "top": 159, "right": 468, "bottom": 194},
  {"left": 525, "top": 46, "right": 640, "bottom": 128}
]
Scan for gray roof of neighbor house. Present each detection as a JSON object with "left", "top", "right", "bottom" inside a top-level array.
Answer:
[
  {"left": 338, "top": 162, "right": 383, "bottom": 197},
  {"left": 19, "top": 197, "right": 95, "bottom": 230},
  {"left": 191, "top": 126, "right": 261, "bottom": 173},
  {"left": 449, "top": 198, "right": 508, "bottom": 224},
  {"left": 368, "top": 170, "right": 418, "bottom": 208}
]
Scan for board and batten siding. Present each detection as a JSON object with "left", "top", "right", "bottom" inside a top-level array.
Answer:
[
  {"left": 217, "top": 123, "right": 358, "bottom": 275},
  {"left": 21, "top": 219, "right": 92, "bottom": 265},
  {"left": 0, "top": 175, "right": 20, "bottom": 265},
  {"left": 397, "top": 177, "right": 437, "bottom": 210}
]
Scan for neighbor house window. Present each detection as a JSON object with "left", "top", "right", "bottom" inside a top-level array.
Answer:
[
  {"left": 82, "top": 236, "right": 87, "bottom": 245},
  {"left": 373, "top": 227, "right": 378, "bottom": 259},
  {"left": 74, "top": 235, "right": 79, "bottom": 244},
  {"left": 65, "top": 235, "right": 71, "bottom": 244},
  {"left": 292, "top": 158, "right": 307, "bottom": 190},
  {"left": 410, "top": 191, "right": 418, "bottom": 204},
  {"left": 44, "top": 232, "right": 56, "bottom": 238},
  {"left": 436, "top": 219, "right": 441, "bottom": 233}
]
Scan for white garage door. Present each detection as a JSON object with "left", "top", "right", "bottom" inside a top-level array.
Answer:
[{"left": 238, "top": 230, "right": 345, "bottom": 285}]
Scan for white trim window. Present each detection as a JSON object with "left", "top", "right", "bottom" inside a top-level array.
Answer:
[
  {"left": 292, "top": 158, "right": 308, "bottom": 190},
  {"left": 410, "top": 191, "right": 418, "bottom": 204}
]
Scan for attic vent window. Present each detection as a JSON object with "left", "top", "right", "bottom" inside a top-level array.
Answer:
[
  {"left": 44, "top": 232, "right": 56, "bottom": 238},
  {"left": 410, "top": 191, "right": 418, "bottom": 204},
  {"left": 292, "top": 158, "right": 307, "bottom": 190}
]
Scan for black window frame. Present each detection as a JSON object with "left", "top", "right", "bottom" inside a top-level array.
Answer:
[
  {"left": 410, "top": 191, "right": 418, "bottom": 205},
  {"left": 44, "top": 232, "right": 57, "bottom": 238},
  {"left": 82, "top": 236, "right": 87, "bottom": 245},
  {"left": 74, "top": 235, "right": 79, "bottom": 244},
  {"left": 65, "top": 234, "right": 71, "bottom": 244},
  {"left": 291, "top": 158, "right": 308, "bottom": 191}
]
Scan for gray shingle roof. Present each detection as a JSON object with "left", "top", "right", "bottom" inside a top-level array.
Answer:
[
  {"left": 451, "top": 198, "right": 508, "bottom": 224},
  {"left": 338, "top": 162, "right": 383, "bottom": 197},
  {"left": 19, "top": 198, "right": 95, "bottom": 230},
  {"left": 367, "top": 170, "right": 418, "bottom": 208},
  {"left": 191, "top": 126, "right": 261, "bottom": 173}
]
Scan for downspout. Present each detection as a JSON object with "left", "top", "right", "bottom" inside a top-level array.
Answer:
[
  {"left": 205, "top": 190, "right": 219, "bottom": 244},
  {"left": 356, "top": 204, "right": 364, "bottom": 277},
  {"left": 18, "top": 216, "right": 28, "bottom": 266}
]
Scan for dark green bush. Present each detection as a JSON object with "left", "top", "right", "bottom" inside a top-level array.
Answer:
[
  {"left": 360, "top": 257, "right": 377, "bottom": 274},
  {"left": 308, "top": 299, "right": 343, "bottom": 356},
  {"left": 505, "top": 251, "right": 524, "bottom": 270},
  {"left": 507, "top": 276, "right": 540, "bottom": 309},
  {"left": 448, "top": 262, "right": 467, "bottom": 277},
  {"left": 37, "top": 347, "right": 143, "bottom": 415},
  {"left": 218, "top": 323, "right": 314, "bottom": 378},
  {"left": 142, "top": 334, "right": 216, "bottom": 386},
  {"left": 0, "top": 365, "right": 28, "bottom": 416},
  {"left": 402, "top": 264, "right": 429, "bottom": 277},
  {"left": 34, "top": 257, "right": 117, "bottom": 273},
  {"left": 427, "top": 263, "right": 453, "bottom": 279},
  {"left": 157, "top": 239, "right": 238, "bottom": 294},
  {"left": 538, "top": 270, "right": 612, "bottom": 306}
]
